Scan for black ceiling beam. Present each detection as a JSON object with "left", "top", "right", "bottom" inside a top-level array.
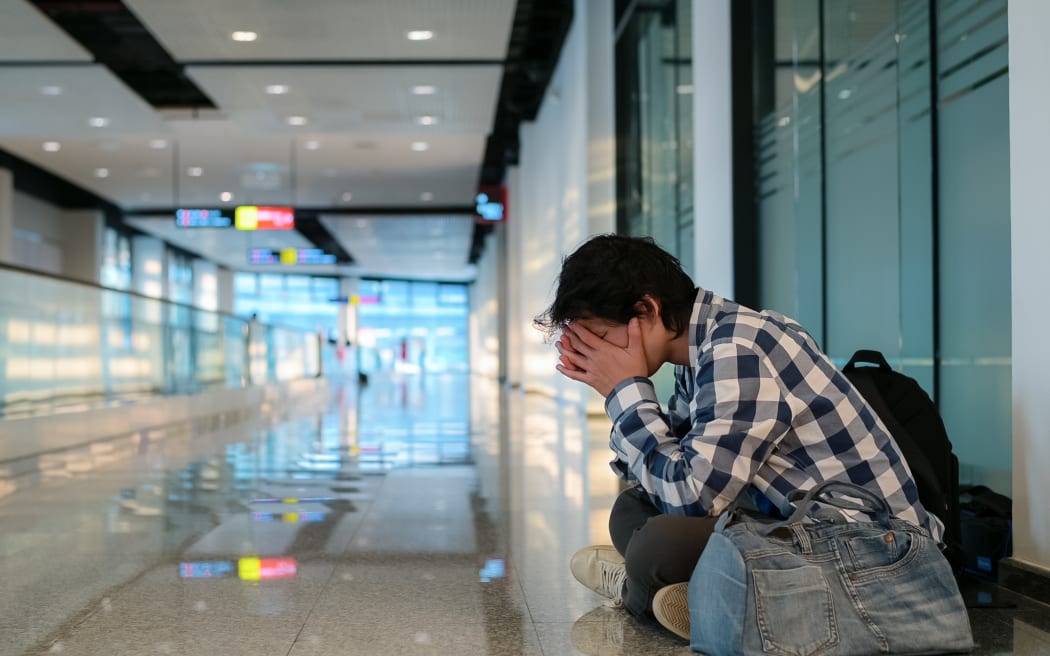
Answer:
[
  {"left": 28, "top": 0, "right": 215, "bottom": 109},
  {"left": 293, "top": 216, "right": 354, "bottom": 265},
  {"left": 125, "top": 206, "right": 476, "bottom": 218},
  {"left": 471, "top": 0, "right": 574, "bottom": 264},
  {"left": 183, "top": 59, "right": 505, "bottom": 68}
]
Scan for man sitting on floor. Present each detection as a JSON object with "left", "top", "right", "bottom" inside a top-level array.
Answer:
[{"left": 535, "top": 234, "right": 941, "bottom": 639}]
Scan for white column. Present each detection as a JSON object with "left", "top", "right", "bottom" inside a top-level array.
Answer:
[
  {"left": 217, "top": 267, "right": 236, "bottom": 315},
  {"left": 61, "top": 210, "right": 104, "bottom": 284},
  {"left": 0, "top": 168, "right": 13, "bottom": 266},
  {"left": 692, "top": 0, "right": 734, "bottom": 298},
  {"left": 1009, "top": 0, "right": 1050, "bottom": 573},
  {"left": 586, "top": 0, "right": 616, "bottom": 236}
]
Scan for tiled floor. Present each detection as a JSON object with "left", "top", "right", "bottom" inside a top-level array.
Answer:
[{"left": 1, "top": 373, "right": 1048, "bottom": 655}]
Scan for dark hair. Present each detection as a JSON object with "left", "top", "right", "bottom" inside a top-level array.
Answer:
[{"left": 534, "top": 234, "right": 696, "bottom": 339}]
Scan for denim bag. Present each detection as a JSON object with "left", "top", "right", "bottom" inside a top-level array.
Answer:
[{"left": 688, "top": 481, "right": 973, "bottom": 655}]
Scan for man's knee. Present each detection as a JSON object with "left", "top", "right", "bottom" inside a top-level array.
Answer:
[{"left": 625, "top": 514, "right": 716, "bottom": 584}]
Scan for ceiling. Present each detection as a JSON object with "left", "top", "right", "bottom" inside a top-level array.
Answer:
[{"left": 0, "top": 0, "right": 518, "bottom": 280}]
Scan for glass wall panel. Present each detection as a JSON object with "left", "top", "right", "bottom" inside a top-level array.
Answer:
[
  {"left": 748, "top": 0, "right": 1011, "bottom": 493},
  {"left": 616, "top": 0, "right": 694, "bottom": 271},
  {"left": 935, "top": 0, "right": 1011, "bottom": 491},
  {"left": 0, "top": 266, "right": 319, "bottom": 418},
  {"left": 822, "top": 2, "right": 902, "bottom": 364}
]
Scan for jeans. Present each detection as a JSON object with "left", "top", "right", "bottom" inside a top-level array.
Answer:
[
  {"left": 609, "top": 486, "right": 717, "bottom": 619},
  {"left": 688, "top": 482, "right": 974, "bottom": 655}
]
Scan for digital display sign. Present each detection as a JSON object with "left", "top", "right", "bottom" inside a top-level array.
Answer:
[
  {"left": 248, "top": 248, "right": 337, "bottom": 265},
  {"left": 475, "top": 186, "right": 507, "bottom": 222},
  {"left": 235, "top": 206, "right": 295, "bottom": 231},
  {"left": 175, "top": 209, "right": 233, "bottom": 228}
]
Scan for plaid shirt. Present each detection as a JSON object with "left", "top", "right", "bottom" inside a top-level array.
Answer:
[{"left": 605, "top": 288, "right": 942, "bottom": 541}]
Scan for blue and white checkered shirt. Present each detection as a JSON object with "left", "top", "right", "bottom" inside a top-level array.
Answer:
[{"left": 605, "top": 288, "right": 943, "bottom": 541}]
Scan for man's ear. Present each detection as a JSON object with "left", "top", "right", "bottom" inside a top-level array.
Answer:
[{"left": 633, "top": 295, "right": 662, "bottom": 322}]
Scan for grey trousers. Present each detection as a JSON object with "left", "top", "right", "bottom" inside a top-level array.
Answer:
[{"left": 608, "top": 486, "right": 718, "bottom": 619}]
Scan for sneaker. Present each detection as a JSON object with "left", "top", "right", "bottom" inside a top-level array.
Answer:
[
  {"left": 570, "top": 606, "right": 625, "bottom": 655},
  {"left": 570, "top": 545, "right": 627, "bottom": 607},
  {"left": 652, "top": 583, "right": 690, "bottom": 641}
]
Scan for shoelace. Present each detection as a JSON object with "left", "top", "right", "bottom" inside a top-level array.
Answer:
[{"left": 599, "top": 561, "right": 627, "bottom": 607}]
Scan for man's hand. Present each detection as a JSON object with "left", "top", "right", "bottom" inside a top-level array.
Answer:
[{"left": 555, "top": 319, "right": 648, "bottom": 397}]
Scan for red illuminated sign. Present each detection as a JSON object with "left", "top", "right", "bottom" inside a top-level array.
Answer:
[{"left": 235, "top": 206, "right": 295, "bottom": 231}]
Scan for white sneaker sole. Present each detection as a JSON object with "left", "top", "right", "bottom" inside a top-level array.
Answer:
[{"left": 652, "top": 583, "right": 690, "bottom": 641}]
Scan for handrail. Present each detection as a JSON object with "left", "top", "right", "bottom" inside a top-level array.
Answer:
[{"left": 0, "top": 261, "right": 311, "bottom": 336}]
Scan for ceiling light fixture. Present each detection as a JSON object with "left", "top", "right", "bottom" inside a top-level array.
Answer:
[
  {"left": 265, "top": 84, "right": 289, "bottom": 95},
  {"left": 406, "top": 30, "right": 434, "bottom": 41},
  {"left": 187, "top": 167, "right": 203, "bottom": 177},
  {"left": 149, "top": 139, "right": 168, "bottom": 149},
  {"left": 231, "top": 31, "right": 258, "bottom": 42},
  {"left": 88, "top": 117, "right": 110, "bottom": 128},
  {"left": 411, "top": 85, "right": 437, "bottom": 95},
  {"left": 94, "top": 168, "right": 110, "bottom": 178},
  {"left": 39, "top": 85, "right": 63, "bottom": 96},
  {"left": 341, "top": 192, "right": 353, "bottom": 202},
  {"left": 286, "top": 115, "right": 308, "bottom": 126},
  {"left": 416, "top": 115, "right": 438, "bottom": 126},
  {"left": 420, "top": 192, "right": 434, "bottom": 202},
  {"left": 304, "top": 140, "right": 320, "bottom": 150},
  {"left": 220, "top": 192, "right": 233, "bottom": 202},
  {"left": 42, "top": 141, "right": 61, "bottom": 152},
  {"left": 411, "top": 141, "right": 429, "bottom": 152}
]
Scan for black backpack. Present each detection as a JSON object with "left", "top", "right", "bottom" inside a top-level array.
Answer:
[{"left": 841, "top": 349, "right": 962, "bottom": 569}]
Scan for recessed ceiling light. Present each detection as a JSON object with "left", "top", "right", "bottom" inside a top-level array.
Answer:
[
  {"left": 406, "top": 30, "right": 434, "bottom": 41},
  {"left": 415, "top": 115, "right": 438, "bottom": 126},
  {"left": 412, "top": 85, "right": 437, "bottom": 95},
  {"left": 265, "top": 84, "right": 289, "bottom": 95},
  {"left": 286, "top": 115, "right": 308, "bottom": 126},
  {"left": 411, "top": 141, "right": 429, "bottom": 152},
  {"left": 420, "top": 192, "right": 434, "bottom": 202},
  {"left": 88, "top": 117, "right": 110, "bottom": 128},
  {"left": 94, "top": 168, "right": 110, "bottom": 178},
  {"left": 341, "top": 192, "right": 353, "bottom": 202},
  {"left": 149, "top": 139, "right": 168, "bottom": 149},
  {"left": 231, "top": 31, "right": 258, "bottom": 42},
  {"left": 220, "top": 192, "right": 233, "bottom": 202},
  {"left": 304, "top": 140, "right": 320, "bottom": 150},
  {"left": 42, "top": 141, "right": 61, "bottom": 152},
  {"left": 187, "top": 167, "right": 203, "bottom": 177},
  {"left": 39, "top": 85, "right": 63, "bottom": 96}
]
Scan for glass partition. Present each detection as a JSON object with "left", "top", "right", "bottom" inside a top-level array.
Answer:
[{"left": 0, "top": 265, "right": 321, "bottom": 419}]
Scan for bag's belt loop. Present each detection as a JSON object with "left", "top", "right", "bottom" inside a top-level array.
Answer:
[{"left": 790, "top": 523, "right": 813, "bottom": 554}]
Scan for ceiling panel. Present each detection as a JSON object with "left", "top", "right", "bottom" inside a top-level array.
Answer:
[
  {"left": 125, "top": 0, "right": 516, "bottom": 61},
  {"left": 321, "top": 215, "right": 476, "bottom": 281},
  {"left": 0, "top": 1, "right": 92, "bottom": 62},
  {"left": 186, "top": 65, "right": 502, "bottom": 134},
  {"left": 0, "top": 66, "right": 166, "bottom": 138}
]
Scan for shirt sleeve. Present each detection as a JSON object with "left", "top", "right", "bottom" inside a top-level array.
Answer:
[
  {"left": 604, "top": 341, "right": 794, "bottom": 517},
  {"left": 608, "top": 367, "right": 693, "bottom": 482}
]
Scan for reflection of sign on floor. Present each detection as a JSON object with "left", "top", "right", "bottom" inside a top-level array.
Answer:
[
  {"left": 238, "top": 557, "right": 298, "bottom": 581},
  {"left": 178, "top": 558, "right": 298, "bottom": 581}
]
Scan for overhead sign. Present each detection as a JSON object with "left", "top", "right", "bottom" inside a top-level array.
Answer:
[
  {"left": 249, "top": 248, "right": 337, "bottom": 265},
  {"left": 475, "top": 186, "right": 507, "bottom": 222},
  {"left": 175, "top": 208, "right": 233, "bottom": 228},
  {"left": 235, "top": 206, "right": 295, "bottom": 231}
]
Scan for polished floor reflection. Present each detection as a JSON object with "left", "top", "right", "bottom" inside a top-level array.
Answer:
[{"left": 1, "top": 373, "right": 1047, "bottom": 655}]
